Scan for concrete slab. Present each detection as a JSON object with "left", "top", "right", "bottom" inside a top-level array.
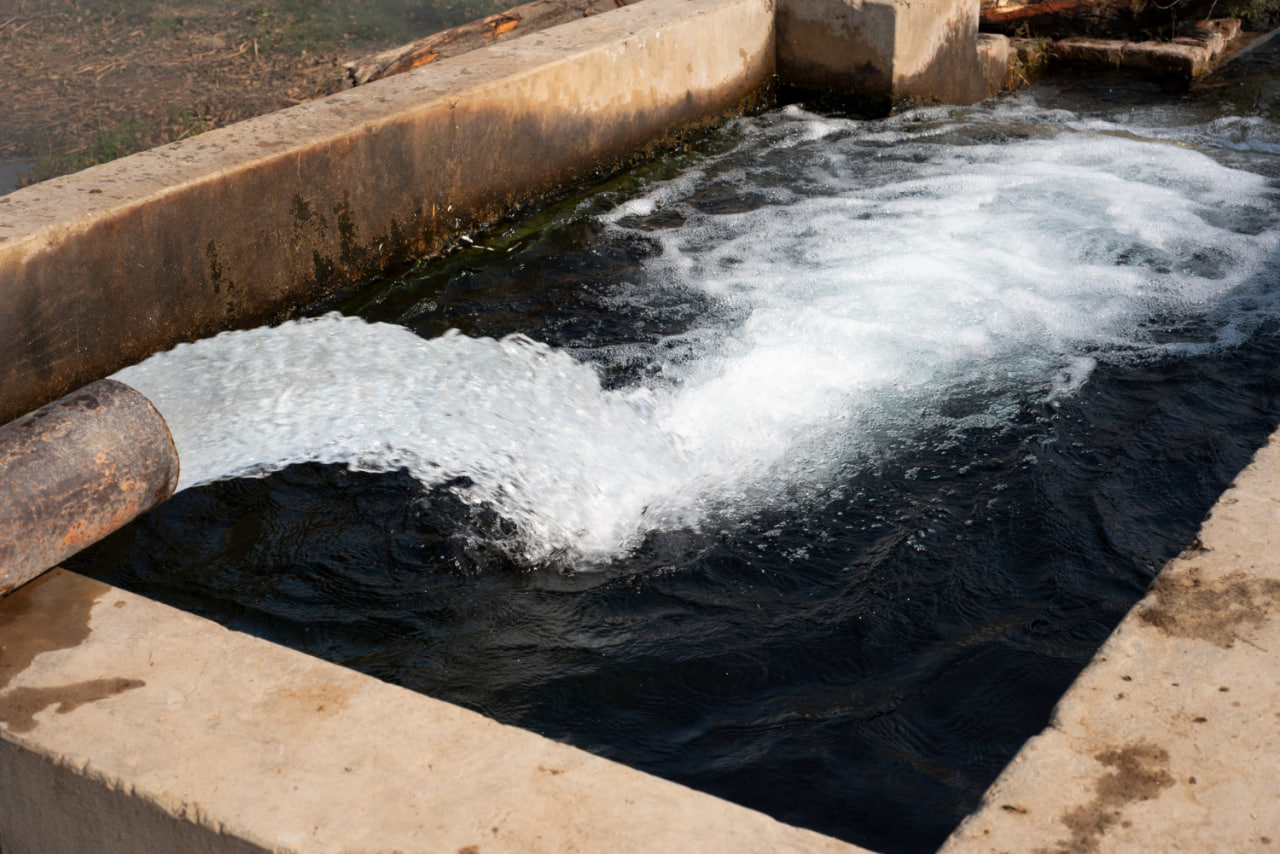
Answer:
[
  {"left": 941, "top": 432, "right": 1280, "bottom": 853},
  {"left": 1049, "top": 19, "right": 1247, "bottom": 79},
  {"left": 1049, "top": 35, "right": 1126, "bottom": 68},
  {"left": 0, "top": 568, "right": 872, "bottom": 854}
]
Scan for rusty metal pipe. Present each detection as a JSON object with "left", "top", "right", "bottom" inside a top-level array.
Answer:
[{"left": 0, "top": 379, "right": 179, "bottom": 595}]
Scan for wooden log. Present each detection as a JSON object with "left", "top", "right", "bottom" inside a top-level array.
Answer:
[
  {"left": 344, "top": 0, "right": 640, "bottom": 87},
  {"left": 980, "top": 0, "right": 1222, "bottom": 39}
]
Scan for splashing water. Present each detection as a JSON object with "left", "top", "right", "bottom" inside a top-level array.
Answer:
[
  {"left": 115, "top": 100, "right": 1280, "bottom": 567},
  {"left": 117, "top": 320, "right": 694, "bottom": 563}
]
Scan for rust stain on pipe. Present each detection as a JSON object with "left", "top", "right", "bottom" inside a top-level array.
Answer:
[{"left": 0, "top": 379, "right": 179, "bottom": 595}]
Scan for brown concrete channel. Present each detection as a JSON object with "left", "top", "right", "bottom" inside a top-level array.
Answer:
[{"left": 1, "top": 0, "right": 1277, "bottom": 850}]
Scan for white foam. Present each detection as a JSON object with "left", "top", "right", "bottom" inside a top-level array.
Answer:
[
  {"left": 119, "top": 319, "right": 698, "bottom": 563},
  {"left": 115, "top": 102, "right": 1280, "bottom": 566}
]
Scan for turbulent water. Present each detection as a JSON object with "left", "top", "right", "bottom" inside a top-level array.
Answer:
[
  {"left": 93, "top": 56, "right": 1280, "bottom": 854},
  {"left": 117, "top": 103, "right": 1280, "bottom": 565}
]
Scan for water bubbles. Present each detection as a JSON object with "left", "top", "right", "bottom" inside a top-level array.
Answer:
[
  {"left": 115, "top": 102, "right": 1280, "bottom": 570},
  {"left": 116, "top": 315, "right": 696, "bottom": 564}
]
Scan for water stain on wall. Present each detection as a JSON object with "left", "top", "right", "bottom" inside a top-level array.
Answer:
[
  {"left": 0, "top": 570, "right": 107, "bottom": 692},
  {"left": 1137, "top": 565, "right": 1280, "bottom": 648},
  {"left": 0, "top": 677, "right": 146, "bottom": 734},
  {"left": 266, "top": 682, "right": 353, "bottom": 719},
  {"left": 1038, "top": 741, "right": 1175, "bottom": 854},
  {"left": 0, "top": 571, "right": 146, "bottom": 733}
]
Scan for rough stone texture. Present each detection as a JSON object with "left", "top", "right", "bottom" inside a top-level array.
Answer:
[
  {"left": 0, "top": 0, "right": 774, "bottom": 425},
  {"left": 0, "top": 569, "right": 872, "bottom": 854},
  {"left": 941, "top": 432, "right": 1280, "bottom": 853},
  {"left": 777, "top": 0, "right": 992, "bottom": 107},
  {"left": 893, "top": 0, "right": 989, "bottom": 103},
  {"left": 1050, "top": 35, "right": 1126, "bottom": 68},
  {"left": 1050, "top": 19, "right": 1246, "bottom": 79}
]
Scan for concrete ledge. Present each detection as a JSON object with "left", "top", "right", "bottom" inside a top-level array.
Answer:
[
  {"left": 0, "top": 0, "right": 774, "bottom": 425},
  {"left": 1048, "top": 19, "right": 1245, "bottom": 79},
  {"left": 0, "top": 569, "right": 870, "bottom": 853},
  {"left": 941, "top": 432, "right": 1280, "bottom": 853}
]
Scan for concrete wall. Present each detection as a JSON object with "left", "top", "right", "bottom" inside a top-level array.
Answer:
[
  {"left": 777, "top": 0, "right": 991, "bottom": 107},
  {"left": 0, "top": 0, "right": 774, "bottom": 426},
  {"left": 0, "top": 0, "right": 1015, "bottom": 428}
]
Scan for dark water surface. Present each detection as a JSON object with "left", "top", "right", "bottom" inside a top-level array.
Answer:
[{"left": 75, "top": 45, "right": 1280, "bottom": 854}]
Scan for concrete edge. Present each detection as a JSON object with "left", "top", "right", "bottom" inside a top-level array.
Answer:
[
  {"left": 0, "top": 569, "right": 872, "bottom": 853},
  {"left": 1002, "top": 18, "right": 1259, "bottom": 81},
  {"left": 940, "top": 432, "right": 1280, "bottom": 852}
]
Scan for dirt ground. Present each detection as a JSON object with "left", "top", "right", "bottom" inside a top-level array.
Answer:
[{"left": 0, "top": 0, "right": 508, "bottom": 185}]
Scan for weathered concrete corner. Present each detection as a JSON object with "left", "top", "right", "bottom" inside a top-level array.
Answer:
[
  {"left": 0, "top": 569, "right": 871, "bottom": 854},
  {"left": 0, "top": 0, "right": 774, "bottom": 426},
  {"left": 1030, "top": 19, "right": 1250, "bottom": 80},
  {"left": 777, "top": 0, "right": 993, "bottom": 106},
  {"left": 893, "top": 0, "right": 990, "bottom": 103},
  {"left": 940, "top": 433, "right": 1280, "bottom": 853}
]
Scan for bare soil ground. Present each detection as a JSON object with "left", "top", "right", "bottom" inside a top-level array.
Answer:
[{"left": 0, "top": 0, "right": 507, "bottom": 183}]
